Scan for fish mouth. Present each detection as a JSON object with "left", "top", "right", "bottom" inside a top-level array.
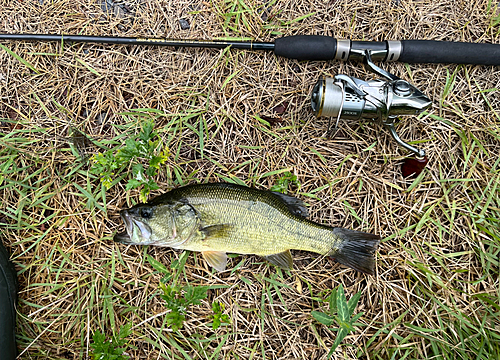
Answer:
[
  {"left": 114, "top": 211, "right": 132, "bottom": 243},
  {"left": 114, "top": 210, "right": 152, "bottom": 244},
  {"left": 113, "top": 231, "right": 130, "bottom": 243}
]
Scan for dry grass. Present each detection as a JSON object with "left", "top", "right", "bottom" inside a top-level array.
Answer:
[{"left": 1, "top": 0, "right": 499, "bottom": 359}]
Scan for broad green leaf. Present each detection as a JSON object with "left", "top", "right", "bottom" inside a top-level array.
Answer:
[
  {"left": 329, "top": 288, "right": 338, "bottom": 314},
  {"left": 351, "top": 312, "right": 364, "bottom": 324},
  {"left": 347, "top": 291, "right": 361, "bottom": 317},
  {"left": 327, "top": 327, "right": 349, "bottom": 359},
  {"left": 335, "top": 318, "right": 355, "bottom": 332},
  {"left": 312, "top": 311, "right": 335, "bottom": 326},
  {"left": 125, "top": 179, "right": 141, "bottom": 190},
  {"left": 118, "top": 323, "right": 132, "bottom": 339},
  {"left": 336, "top": 284, "right": 349, "bottom": 322}
]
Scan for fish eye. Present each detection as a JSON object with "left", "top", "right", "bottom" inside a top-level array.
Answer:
[{"left": 140, "top": 207, "right": 153, "bottom": 219}]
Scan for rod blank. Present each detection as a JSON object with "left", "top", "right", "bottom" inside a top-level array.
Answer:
[
  {"left": 2, "top": 33, "right": 500, "bottom": 65},
  {"left": 0, "top": 34, "right": 275, "bottom": 51}
]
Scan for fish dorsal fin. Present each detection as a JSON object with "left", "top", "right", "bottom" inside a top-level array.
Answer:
[
  {"left": 202, "top": 251, "right": 228, "bottom": 272},
  {"left": 271, "top": 192, "right": 309, "bottom": 218},
  {"left": 263, "top": 250, "right": 293, "bottom": 269}
]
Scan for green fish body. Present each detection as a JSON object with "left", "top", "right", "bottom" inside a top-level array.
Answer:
[{"left": 114, "top": 183, "right": 380, "bottom": 274}]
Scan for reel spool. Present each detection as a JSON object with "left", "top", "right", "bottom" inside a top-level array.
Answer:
[{"left": 311, "top": 50, "right": 432, "bottom": 159}]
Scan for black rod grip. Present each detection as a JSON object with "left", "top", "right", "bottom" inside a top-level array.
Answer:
[
  {"left": 400, "top": 40, "right": 500, "bottom": 65},
  {"left": 274, "top": 35, "right": 336, "bottom": 60}
]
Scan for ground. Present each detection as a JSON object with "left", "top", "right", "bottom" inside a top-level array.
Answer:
[{"left": 0, "top": 0, "right": 499, "bottom": 359}]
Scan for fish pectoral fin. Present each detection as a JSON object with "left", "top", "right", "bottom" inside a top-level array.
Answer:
[
  {"left": 200, "top": 224, "right": 232, "bottom": 238},
  {"left": 270, "top": 192, "right": 309, "bottom": 218},
  {"left": 202, "top": 251, "right": 228, "bottom": 272},
  {"left": 263, "top": 250, "right": 293, "bottom": 269}
]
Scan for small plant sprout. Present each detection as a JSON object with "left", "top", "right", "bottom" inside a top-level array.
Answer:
[
  {"left": 270, "top": 171, "right": 300, "bottom": 194},
  {"left": 211, "top": 301, "right": 231, "bottom": 330},
  {"left": 311, "top": 284, "right": 364, "bottom": 359}
]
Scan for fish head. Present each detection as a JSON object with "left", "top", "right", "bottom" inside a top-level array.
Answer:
[
  {"left": 114, "top": 201, "right": 199, "bottom": 247},
  {"left": 114, "top": 203, "right": 173, "bottom": 245}
]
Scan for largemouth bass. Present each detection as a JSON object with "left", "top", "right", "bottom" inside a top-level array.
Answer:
[{"left": 114, "top": 183, "right": 380, "bottom": 274}]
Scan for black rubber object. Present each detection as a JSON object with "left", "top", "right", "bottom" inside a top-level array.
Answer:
[
  {"left": 274, "top": 35, "right": 337, "bottom": 60},
  {"left": 400, "top": 40, "right": 500, "bottom": 65},
  {"left": 0, "top": 240, "right": 18, "bottom": 360}
]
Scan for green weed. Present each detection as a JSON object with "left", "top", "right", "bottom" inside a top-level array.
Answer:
[
  {"left": 90, "top": 120, "right": 169, "bottom": 202},
  {"left": 211, "top": 302, "right": 231, "bottom": 330},
  {"left": 90, "top": 323, "right": 134, "bottom": 360},
  {"left": 148, "top": 253, "right": 231, "bottom": 333},
  {"left": 146, "top": 254, "right": 173, "bottom": 283},
  {"left": 312, "top": 284, "right": 364, "bottom": 359},
  {"left": 269, "top": 171, "right": 300, "bottom": 194},
  {"left": 159, "top": 283, "right": 209, "bottom": 331}
]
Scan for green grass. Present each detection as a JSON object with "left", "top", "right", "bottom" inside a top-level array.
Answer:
[
  {"left": 90, "top": 323, "right": 134, "bottom": 360},
  {"left": 2, "top": 77, "right": 500, "bottom": 360},
  {"left": 1, "top": 1, "right": 500, "bottom": 359},
  {"left": 370, "top": 122, "right": 500, "bottom": 359}
]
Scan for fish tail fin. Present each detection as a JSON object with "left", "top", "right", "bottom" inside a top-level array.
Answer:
[{"left": 328, "top": 228, "right": 380, "bottom": 275}]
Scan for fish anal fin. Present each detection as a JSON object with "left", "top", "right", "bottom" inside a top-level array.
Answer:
[
  {"left": 202, "top": 251, "right": 228, "bottom": 272},
  {"left": 270, "top": 192, "right": 309, "bottom": 218},
  {"left": 263, "top": 250, "right": 293, "bottom": 269}
]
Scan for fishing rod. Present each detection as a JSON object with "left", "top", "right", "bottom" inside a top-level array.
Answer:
[
  {"left": 3, "top": 33, "right": 497, "bottom": 176},
  {"left": 2, "top": 33, "right": 500, "bottom": 65}
]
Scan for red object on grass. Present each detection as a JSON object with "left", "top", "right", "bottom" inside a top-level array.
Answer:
[{"left": 402, "top": 156, "right": 428, "bottom": 178}]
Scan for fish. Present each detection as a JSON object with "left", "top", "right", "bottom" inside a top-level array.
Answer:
[{"left": 114, "top": 183, "right": 380, "bottom": 274}]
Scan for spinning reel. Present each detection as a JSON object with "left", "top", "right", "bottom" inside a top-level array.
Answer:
[{"left": 311, "top": 49, "right": 432, "bottom": 170}]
